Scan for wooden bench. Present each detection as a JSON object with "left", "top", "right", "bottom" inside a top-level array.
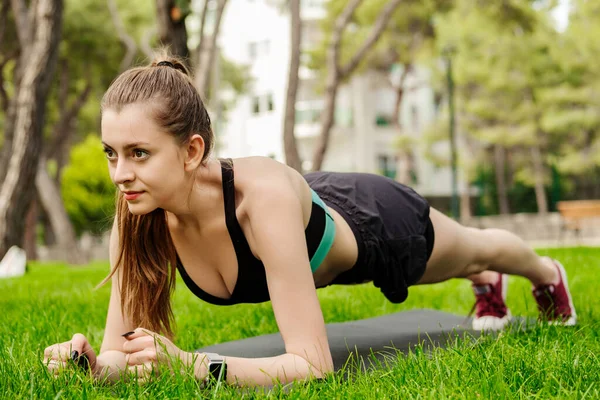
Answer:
[{"left": 556, "top": 200, "right": 600, "bottom": 239}]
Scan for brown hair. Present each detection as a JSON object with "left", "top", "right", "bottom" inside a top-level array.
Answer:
[{"left": 100, "top": 50, "right": 214, "bottom": 337}]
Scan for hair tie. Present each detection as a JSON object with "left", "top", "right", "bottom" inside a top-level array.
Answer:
[{"left": 157, "top": 61, "right": 175, "bottom": 68}]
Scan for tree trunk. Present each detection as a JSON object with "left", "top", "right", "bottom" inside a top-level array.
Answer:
[
  {"left": 195, "top": 0, "right": 228, "bottom": 100},
  {"left": 155, "top": 0, "right": 189, "bottom": 62},
  {"left": 0, "top": 0, "right": 63, "bottom": 258},
  {"left": 312, "top": 74, "right": 339, "bottom": 171},
  {"left": 312, "top": 0, "right": 404, "bottom": 171},
  {"left": 494, "top": 145, "right": 510, "bottom": 215},
  {"left": 195, "top": 0, "right": 209, "bottom": 72},
  {"left": 530, "top": 144, "right": 548, "bottom": 214},
  {"left": 23, "top": 196, "right": 38, "bottom": 260},
  {"left": 392, "top": 64, "right": 412, "bottom": 185},
  {"left": 36, "top": 158, "right": 85, "bottom": 264},
  {"left": 282, "top": 0, "right": 302, "bottom": 173}
]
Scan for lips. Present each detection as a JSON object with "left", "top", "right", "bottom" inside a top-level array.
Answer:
[{"left": 123, "top": 191, "right": 144, "bottom": 201}]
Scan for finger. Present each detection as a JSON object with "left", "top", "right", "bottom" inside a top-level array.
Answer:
[
  {"left": 45, "top": 345, "right": 72, "bottom": 362},
  {"left": 125, "top": 349, "right": 157, "bottom": 366},
  {"left": 70, "top": 333, "right": 88, "bottom": 355},
  {"left": 122, "top": 328, "right": 153, "bottom": 341},
  {"left": 46, "top": 359, "right": 67, "bottom": 373},
  {"left": 123, "top": 335, "right": 164, "bottom": 353},
  {"left": 123, "top": 335, "right": 156, "bottom": 354},
  {"left": 127, "top": 363, "right": 154, "bottom": 380}
]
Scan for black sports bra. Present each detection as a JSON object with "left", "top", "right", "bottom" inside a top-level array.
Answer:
[{"left": 175, "top": 159, "right": 328, "bottom": 305}]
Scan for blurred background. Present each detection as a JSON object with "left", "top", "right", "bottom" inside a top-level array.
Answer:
[{"left": 0, "top": 0, "right": 599, "bottom": 266}]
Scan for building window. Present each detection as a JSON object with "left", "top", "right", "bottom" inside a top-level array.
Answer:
[
  {"left": 375, "top": 114, "right": 392, "bottom": 126},
  {"left": 266, "top": 94, "right": 274, "bottom": 111},
  {"left": 377, "top": 154, "right": 397, "bottom": 179},
  {"left": 252, "top": 96, "right": 260, "bottom": 114}
]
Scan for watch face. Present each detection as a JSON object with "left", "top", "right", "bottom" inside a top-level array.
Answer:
[
  {"left": 209, "top": 362, "right": 221, "bottom": 375},
  {"left": 208, "top": 360, "right": 227, "bottom": 381}
]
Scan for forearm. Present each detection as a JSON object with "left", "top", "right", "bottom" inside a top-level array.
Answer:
[
  {"left": 94, "top": 350, "right": 128, "bottom": 383},
  {"left": 192, "top": 352, "right": 332, "bottom": 387}
]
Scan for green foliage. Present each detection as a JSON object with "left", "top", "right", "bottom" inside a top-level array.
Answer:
[
  {"left": 219, "top": 55, "right": 252, "bottom": 96},
  {"left": 423, "top": 0, "right": 600, "bottom": 212},
  {"left": 61, "top": 135, "right": 115, "bottom": 236},
  {"left": 44, "top": 0, "right": 156, "bottom": 146}
]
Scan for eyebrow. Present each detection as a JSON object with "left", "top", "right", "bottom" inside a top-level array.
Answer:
[{"left": 102, "top": 142, "right": 150, "bottom": 151}]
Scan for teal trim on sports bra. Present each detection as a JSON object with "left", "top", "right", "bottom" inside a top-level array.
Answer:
[{"left": 309, "top": 189, "right": 336, "bottom": 273}]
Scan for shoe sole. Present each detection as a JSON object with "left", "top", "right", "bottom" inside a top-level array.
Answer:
[
  {"left": 544, "top": 257, "right": 577, "bottom": 326},
  {"left": 472, "top": 314, "right": 512, "bottom": 331}
]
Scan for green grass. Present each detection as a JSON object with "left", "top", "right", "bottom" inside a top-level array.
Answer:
[{"left": 1, "top": 247, "right": 599, "bottom": 399}]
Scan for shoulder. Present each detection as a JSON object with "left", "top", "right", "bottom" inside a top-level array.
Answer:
[
  {"left": 232, "top": 156, "right": 308, "bottom": 200},
  {"left": 230, "top": 156, "right": 312, "bottom": 225}
]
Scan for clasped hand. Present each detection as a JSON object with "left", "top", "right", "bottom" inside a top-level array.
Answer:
[
  {"left": 122, "top": 328, "right": 194, "bottom": 382},
  {"left": 43, "top": 329, "right": 203, "bottom": 383}
]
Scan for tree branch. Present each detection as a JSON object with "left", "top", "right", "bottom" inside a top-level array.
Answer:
[
  {"left": 9, "top": 0, "right": 29, "bottom": 47},
  {"left": 329, "top": 0, "right": 362, "bottom": 76},
  {"left": 107, "top": 0, "right": 138, "bottom": 72},
  {"left": 197, "top": 0, "right": 228, "bottom": 98},
  {"left": 46, "top": 72, "right": 93, "bottom": 160},
  {"left": 195, "top": 0, "right": 209, "bottom": 69},
  {"left": 339, "top": 0, "right": 404, "bottom": 78},
  {"left": 140, "top": 25, "right": 157, "bottom": 59}
]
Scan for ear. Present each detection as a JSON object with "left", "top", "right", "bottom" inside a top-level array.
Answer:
[{"left": 183, "top": 134, "right": 205, "bottom": 172}]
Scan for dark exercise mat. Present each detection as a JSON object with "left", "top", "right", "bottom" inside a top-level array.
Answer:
[{"left": 198, "top": 309, "right": 533, "bottom": 372}]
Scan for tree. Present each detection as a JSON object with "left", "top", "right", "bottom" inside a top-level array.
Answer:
[
  {"left": 194, "top": 0, "right": 229, "bottom": 100},
  {"left": 282, "top": 0, "right": 303, "bottom": 172},
  {"left": 310, "top": 0, "right": 404, "bottom": 171},
  {"left": 33, "top": 0, "right": 151, "bottom": 259},
  {"left": 156, "top": 0, "right": 190, "bottom": 63},
  {"left": 539, "top": 0, "right": 600, "bottom": 184},
  {"left": 0, "top": 0, "right": 64, "bottom": 257},
  {"left": 364, "top": 0, "right": 452, "bottom": 185},
  {"left": 431, "top": 0, "right": 557, "bottom": 215}
]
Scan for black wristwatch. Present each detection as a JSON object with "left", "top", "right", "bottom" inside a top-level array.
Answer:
[{"left": 203, "top": 352, "right": 227, "bottom": 385}]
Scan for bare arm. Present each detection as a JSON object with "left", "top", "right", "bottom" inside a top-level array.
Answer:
[
  {"left": 93, "top": 217, "right": 136, "bottom": 383},
  {"left": 198, "top": 180, "right": 333, "bottom": 386}
]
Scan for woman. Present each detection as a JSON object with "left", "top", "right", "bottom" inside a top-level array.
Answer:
[{"left": 42, "top": 54, "right": 576, "bottom": 387}]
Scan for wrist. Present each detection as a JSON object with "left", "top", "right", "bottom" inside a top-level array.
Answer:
[{"left": 186, "top": 352, "right": 208, "bottom": 381}]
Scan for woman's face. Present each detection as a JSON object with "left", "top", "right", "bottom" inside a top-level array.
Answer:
[{"left": 101, "top": 103, "right": 188, "bottom": 215}]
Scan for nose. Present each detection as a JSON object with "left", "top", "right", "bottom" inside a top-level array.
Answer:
[{"left": 112, "top": 159, "right": 135, "bottom": 185}]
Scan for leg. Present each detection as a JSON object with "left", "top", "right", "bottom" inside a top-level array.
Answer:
[
  {"left": 420, "top": 207, "right": 576, "bottom": 326},
  {"left": 418, "top": 208, "right": 558, "bottom": 286}
]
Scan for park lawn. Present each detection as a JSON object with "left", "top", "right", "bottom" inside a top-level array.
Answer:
[{"left": 0, "top": 247, "right": 598, "bottom": 399}]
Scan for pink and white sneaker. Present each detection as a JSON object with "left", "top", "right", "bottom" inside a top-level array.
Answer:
[
  {"left": 532, "top": 258, "right": 577, "bottom": 326},
  {"left": 471, "top": 274, "right": 511, "bottom": 331}
]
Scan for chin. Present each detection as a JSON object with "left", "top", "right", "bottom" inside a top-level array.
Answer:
[{"left": 127, "top": 203, "right": 158, "bottom": 216}]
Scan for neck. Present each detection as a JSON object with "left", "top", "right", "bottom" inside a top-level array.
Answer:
[{"left": 165, "top": 158, "right": 224, "bottom": 230}]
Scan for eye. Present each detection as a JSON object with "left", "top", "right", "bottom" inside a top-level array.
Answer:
[
  {"left": 133, "top": 149, "right": 149, "bottom": 160},
  {"left": 103, "top": 148, "right": 116, "bottom": 160}
]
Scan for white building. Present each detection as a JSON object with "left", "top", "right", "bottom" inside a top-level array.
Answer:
[{"left": 216, "top": 0, "right": 461, "bottom": 198}]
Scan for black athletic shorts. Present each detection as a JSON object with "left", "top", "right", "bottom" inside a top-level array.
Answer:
[{"left": 304, "top": 171, "right": 435, "bottom": 304}]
